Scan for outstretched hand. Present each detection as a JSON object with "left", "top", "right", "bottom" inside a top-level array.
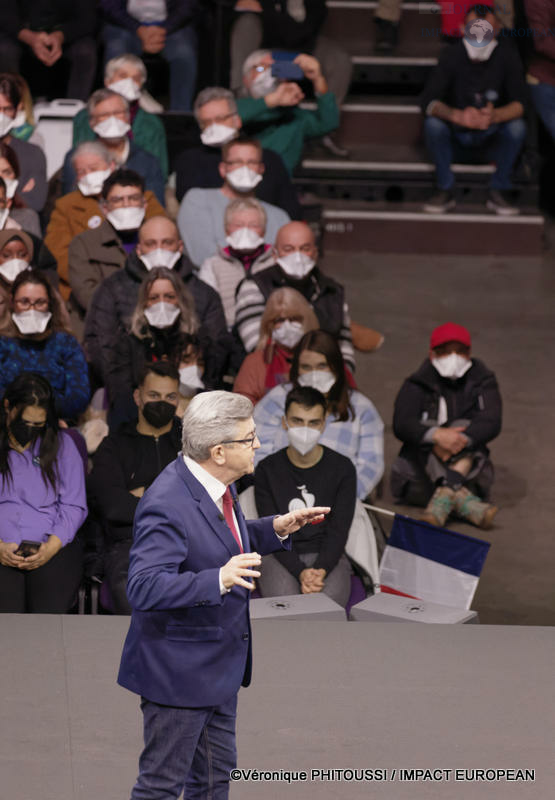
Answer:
[{"left": 273, "top": 506, "right": 330, "bottom": 537}]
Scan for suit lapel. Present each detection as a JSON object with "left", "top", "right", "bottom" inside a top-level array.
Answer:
[{"left": 176, "top": 456, "right": 241, "bottom": 556}]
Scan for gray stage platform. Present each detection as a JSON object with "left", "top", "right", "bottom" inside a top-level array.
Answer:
[{"left": 1, "top": 615, "right": 553, "bottom": 800}]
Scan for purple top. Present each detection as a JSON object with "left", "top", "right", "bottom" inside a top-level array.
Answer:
[{"left": 0, "top": 431, "right": 87, "bottom": 547}]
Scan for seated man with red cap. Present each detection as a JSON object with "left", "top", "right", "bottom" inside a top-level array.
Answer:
[{"left": 391, "top": 322, "right": 501, "bottom": 529}]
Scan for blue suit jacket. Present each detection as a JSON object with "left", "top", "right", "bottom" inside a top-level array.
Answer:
[{"left": 117, "top": 455, "right": 289, "bottom": 707}]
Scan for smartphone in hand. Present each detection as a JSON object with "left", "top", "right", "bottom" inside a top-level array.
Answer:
[{"left": 15, "top": 540, "right": 41, "bottom": 558}]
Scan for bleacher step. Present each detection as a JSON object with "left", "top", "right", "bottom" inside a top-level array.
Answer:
[{"left": 321, "top": 202, "right": 544, "bottom": 255}]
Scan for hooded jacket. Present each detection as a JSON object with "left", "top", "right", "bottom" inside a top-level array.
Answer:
[
  {"left": 88, "top": 418, "right": 182, "bottom": 544},
  {"left": 393, "top": 357, "right": 502, "bottom": 455}
]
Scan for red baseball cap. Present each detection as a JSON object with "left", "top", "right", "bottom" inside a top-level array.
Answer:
[{"left": 430, "top": 323, "right": 471, "bottom": 350}]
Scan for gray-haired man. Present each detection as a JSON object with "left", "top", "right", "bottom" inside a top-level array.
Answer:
[
  {"left": 174, "top": 86, "right": 301, "bottom": 219},
  {"left": 118, "top": 390, "right": 329, "bottom": 799}
]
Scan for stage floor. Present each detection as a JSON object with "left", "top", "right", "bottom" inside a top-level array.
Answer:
[{"left": 2, "top": 615, "right": 553, "bottom": 800}]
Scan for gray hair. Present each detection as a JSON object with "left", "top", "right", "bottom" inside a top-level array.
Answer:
[
  {"left": 71, "top": 140, "right": 112, "bottom": 169},
  {"left": 224, "top": 198, "right": 267, "bottom": 234},
  {"left": 87, "top": 88, "right": 129, "bottom": 118},
  {"left": 193, "top": 87, "right": 237, "bottom": 121},
  {"left": 242, "top": 50, "right": 271, "bottom": 77},
  {"left": 181, "top": 391, "right": 253, "bottom": 462},
  {"left": 105, "top": 53, "right": 147, "bottom": 85}
]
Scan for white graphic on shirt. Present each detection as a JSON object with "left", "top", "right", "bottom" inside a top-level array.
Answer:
[{"left": 288, "top": 484, "right": 315, "bottom": 512}]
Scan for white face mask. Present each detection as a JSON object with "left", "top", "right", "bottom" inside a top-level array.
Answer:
[
  {"left": 93, "top": 116, "right": 131, "bottom": 139},
  {"left": 12, "top": 309, "right": 52, "bottom": 335},
  {"left": 277, "top": 252, "right": 315, "bottom": 279},
  {"left": 108, "top": 78, "right": 141, "bottom": 102},
  {"left": 144, "top": 301, "right": 180, "bottom": 329},
  {"left": 0, "top": 112, "right": 16, "bottom": 137},
  {"left": 432, "top": 353, "right": 472, "bottom": 380},
  {"left": 0, "top": 208, "right": 9, "bottom": 230},
  {"left": 463, "top": 37, "right": 498, "bottom": 63},
  {"left": 4, "top": 178, "right": 18, "bottom": 199},
  {"left": 78, "top": 168, "right": 112, "bottom": 197},
  {"left": 298, "top": 370, "right": 336, "bottom": 394},
  {"left": 225, "top": 166, "right": 263, "bottom": 193},
  {"left": 106, "top": 205, "right": 145, "bottom": 231},
  {"left": 226, "top": 227, "right": 263, "bottom": 252},
  {"left": 179, "top": 365, "right": 204, "bottom": 397},
  {"left": 286, "top": 425, "right": 322, "bottom": 456},
  {"left": 0, "top": 258, "right": 29, "bottom": 283},
  {"left": 272, "top": 319, "right": 304, "bottom": 349},
  {"left": 200, "top": 123, "right": 238, "bottom": 147},
  {"left": 139, "top": 248, "right": 181, "bottom": 271},
  {"left": 250, "top": 69, "right": 278, "bottom": 99}
]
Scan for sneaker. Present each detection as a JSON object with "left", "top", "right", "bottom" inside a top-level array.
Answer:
[
  {"left": 374, "top": 18, "right": 399, "bottom": 53},
  {"left": 320, "top": 135, "right": 350, "bottom": 158},
  {"left": 486, "top": 189, "right": 519, "bottom": 216},
  {"left": 420, "top": 486, "right": 456, "bottom": 527},
  {"left": 422, "top": 190, "right": 457, "bottom": 214}
]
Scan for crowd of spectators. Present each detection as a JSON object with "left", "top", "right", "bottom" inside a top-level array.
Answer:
[{"left": 7, "top": 0, "right": 555, "bottom": 613}]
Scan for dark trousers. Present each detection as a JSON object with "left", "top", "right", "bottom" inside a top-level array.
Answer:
[
  {"left": 0, "top": 537, "right": 83, "bottom": 613},
  {"left": 104, "top": 539, "right": 132, "bottom": 615},
  {"left": 0, "top": 35, "right": 97, "bottom": 101},
  {"left": 131, "top": 694, "right": 238, "bottom": 799}
]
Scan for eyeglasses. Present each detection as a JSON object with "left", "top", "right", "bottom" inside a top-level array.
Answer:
[
  {"left": 14, "top": 297, "right": 49, "bottom": 311},
  {"left": 200, "top": 111, "right": 235, "bottom": 128},
  {"left": 105, "top": 192, "right": 143, "bottom": 209},
  {"left": 221, "top": 432, "right": 259, "bottom": 448}
]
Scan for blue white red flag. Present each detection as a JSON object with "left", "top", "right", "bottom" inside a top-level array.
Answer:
[{"left": 379, "top": 515, "right": 491, "bottom": 610}]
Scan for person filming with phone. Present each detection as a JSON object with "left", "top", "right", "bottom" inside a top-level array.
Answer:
[
  {"left": 238, "top": 49, "right": 339, "bottom": 172},
  {"left": 0, "top": 372, "right": 87, "bottom": 613}
]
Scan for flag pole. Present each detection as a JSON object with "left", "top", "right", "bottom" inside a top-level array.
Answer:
[{"left": 362, "top": 503, "right": 396, "bottom": 518}]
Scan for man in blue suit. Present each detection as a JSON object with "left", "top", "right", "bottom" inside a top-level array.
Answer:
[{"left": 118, "top": 390, "right": 329, "bottom": 799}]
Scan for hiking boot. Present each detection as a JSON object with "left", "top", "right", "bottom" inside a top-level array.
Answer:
[
  {"left": 486, "top": 189, "right": 519, "bottom": 217},
  {"left": 454, "top": 487, "right": 498, "bottom": 529},
  {"left": 420, "top": 486, "right": 456, "bottom": 527},
  {"left": 423, "top": 190, "right": 457, "bottom": 214}
]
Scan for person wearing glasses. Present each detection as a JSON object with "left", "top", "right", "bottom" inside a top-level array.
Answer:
[
  {"left": 177, "top": 137, "right": 290, "bottom": 268},
  {"left": 118, "top": 389, "right": 329, "bottom": 799},
  {"left": 0, "top": 372, "right": 87, "bottom": 613},
  {"left": 61, "top": 88, "right": 165, "bottom": 204},
  {"left": 0, "top": 270, "right": 90, "bottom": 420},
  {"left": 174, "top": 86, "right": 301, "bottom": 220}
]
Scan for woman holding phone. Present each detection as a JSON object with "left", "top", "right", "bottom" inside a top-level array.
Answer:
[{"left": 0, "top": 372, "right": 87, "bottom": 613}]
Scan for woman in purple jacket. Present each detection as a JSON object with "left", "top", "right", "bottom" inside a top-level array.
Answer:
[{"left": 0, "top": 372, "right": 87, "bottom": 612}]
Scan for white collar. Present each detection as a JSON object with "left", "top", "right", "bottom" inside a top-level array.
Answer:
[{"left": 183, "top": 453, "right": 227, "bottom": 506}]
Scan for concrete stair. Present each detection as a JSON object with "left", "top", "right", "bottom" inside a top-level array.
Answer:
[
  {"left": 320, "top": 200, "right": 544, "bottom": 255},
  {"left": 322, "top": 0, "right": 444, "bottom": 87}
]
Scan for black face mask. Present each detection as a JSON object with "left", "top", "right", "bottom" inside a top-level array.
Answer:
[
  {"left": 142, "top": 400, "right": 176, "bottom": 429},
  {"left": 10, "top": 419, "right": 45, "bottom": 447}
]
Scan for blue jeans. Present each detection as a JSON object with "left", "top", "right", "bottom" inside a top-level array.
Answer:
[
  {"left": 529, "top": 82, "right": 555, "bottom": 143},
  {"left": 131, "top": 695, "right": 237, "bottom": 799},
  {"left": 102, "top": 23, "right": 197, "bottom": 111},
  {"left": 423, "top": 115, "right": 527, "bottom": 191}
]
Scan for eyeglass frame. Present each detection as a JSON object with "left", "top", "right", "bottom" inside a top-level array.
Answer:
[{"left": 220, "top": 432, "right": 259, "bottom": 448}]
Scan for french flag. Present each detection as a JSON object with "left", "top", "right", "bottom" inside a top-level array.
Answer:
[{"left": 379, "top": 515, "right": 491, "bottom": 610}]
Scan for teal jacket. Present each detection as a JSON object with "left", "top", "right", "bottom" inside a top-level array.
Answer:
[
  {"left": 237, "top": 92, "right": 339, "bottom": 173},
  {"left": 72, "top": 106, "right": 169, "bottom": 179}
]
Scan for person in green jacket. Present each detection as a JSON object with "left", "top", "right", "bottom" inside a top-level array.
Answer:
[
  {"left": 72, "top": 54, "right": 169, "bottom": 179},
  {"left": 237, "top": 50, "right": 339, "bottom": 174}
]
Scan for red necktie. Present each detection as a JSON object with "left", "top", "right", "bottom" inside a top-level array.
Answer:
[{"left": 222, "top": 487, "right": 243, "bottom": 552}]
